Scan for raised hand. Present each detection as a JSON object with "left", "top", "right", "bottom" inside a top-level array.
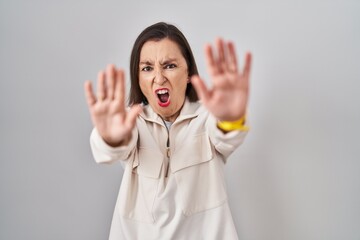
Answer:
[
  {"left": 84, "top": 65, "right": 142, "bottom": 147},
  {"left": 191, "top": 38, "right": 252, "bottom": 122}
]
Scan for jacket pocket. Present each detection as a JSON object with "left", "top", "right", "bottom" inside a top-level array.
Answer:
[
  {"left": 172, "top": 132, "right": 227, "bottom": 216},
  {"left": 119, "top": 148, "right": 163, "bottom": 223}
]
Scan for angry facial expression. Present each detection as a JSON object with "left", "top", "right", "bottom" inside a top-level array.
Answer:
[{"left": 139, "top": 38, "right": 189, "bottom": 122}]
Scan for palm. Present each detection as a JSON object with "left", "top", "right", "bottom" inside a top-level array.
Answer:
[
  {"left": 192, "top": 39, "right": 252, "bottom": 121},
  {"left": 84, "top": 65, "right": 142, "bottom": 147},
  {"left": 90, "top": 99, "right": 130, "bottom": 144}
]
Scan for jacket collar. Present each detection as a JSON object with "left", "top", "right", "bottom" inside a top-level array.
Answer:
[{"left": 139, "top": 98, "right": 202, "bottom": 125}]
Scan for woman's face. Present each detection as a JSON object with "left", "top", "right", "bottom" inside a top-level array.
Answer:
[{"left": 139, "top": 38, "right": 189, "bottom": 122}]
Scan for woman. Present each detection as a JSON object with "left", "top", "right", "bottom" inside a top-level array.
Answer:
[{"left": 84, "top": 22, "right": 252, "bottom": 240}]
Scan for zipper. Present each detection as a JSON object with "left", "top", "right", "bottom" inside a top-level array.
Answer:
[
  {"left": 162, "top": 119, "right": 171, "bottom": 177},
  {"left": 166, "top": 148, "right": 171, "bottom": 158}
]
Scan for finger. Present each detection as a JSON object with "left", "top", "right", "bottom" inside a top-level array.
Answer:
[
  {"left": 84, "top": 81, "right": 96, "bottom": 107},
  {"left": 205, "top": 44, "right": 218, "bottom": 76},
  {"left": 114, "top": 69, "right": 126, "bottom": 108},
  {"left": 191, "top": 75, "right": 210, "bottom": 105},
  {"left": 106, "top": 64, "right": 116, "bottom": 100},
  {"left": 242, "top": 52, "right": 252, "bottom": 89},
  {"left": 97, "top": 71, "right": 106, "bottom": 101},
  {"left": 125, "top": 104, "right": 142, "bottom": 128},
  {"left": 227, "top": 41, "right": 238, "bottom": 73},
  {"left": 216, "top": 38, "right": 226, "bottom": 73}
]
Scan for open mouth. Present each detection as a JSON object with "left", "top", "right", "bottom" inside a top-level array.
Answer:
[{"left": 155, "top": 88, "right": 170, "bottom": 107}]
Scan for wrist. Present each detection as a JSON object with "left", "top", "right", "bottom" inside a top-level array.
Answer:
[{"left": 217, "top": 115, "right": 249, "bottom": 132}]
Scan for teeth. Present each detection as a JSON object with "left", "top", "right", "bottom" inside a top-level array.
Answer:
[{"left": 156, "top": 89, "right": 168, "bottom": 94}]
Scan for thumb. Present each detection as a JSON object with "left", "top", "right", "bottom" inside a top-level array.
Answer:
[
  {"left": 125, "top": 104, "right": 142, "bottom": 128},
  {"left": 191, "top": 75, "right": 210, "bottom": 104}
]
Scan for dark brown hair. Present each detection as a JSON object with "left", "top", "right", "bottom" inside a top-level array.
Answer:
[{"left": 128, "top": 22, "right": 199, "bottom": 105}]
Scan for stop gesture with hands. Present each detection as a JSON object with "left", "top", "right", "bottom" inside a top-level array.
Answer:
[
  {"left": 84, "top": 65, "right": 142, "bottom": 147},
  {"left": 84, "top": 39, "right": 251, "bottom": 147},
  {"left": 191, "top": 38, "right": 252, "bottom": 122}
]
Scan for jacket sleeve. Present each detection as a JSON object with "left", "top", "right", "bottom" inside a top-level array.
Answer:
[
  {"left": 89, "top": 127, "right": 138, "bottom": 164},
  {"left": 206, "top": 115, "right": 248, "bottom": 161}
]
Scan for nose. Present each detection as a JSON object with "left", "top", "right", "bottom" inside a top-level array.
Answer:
[{"left": 153, "top": 69, "right": 167, "bottom": 85}]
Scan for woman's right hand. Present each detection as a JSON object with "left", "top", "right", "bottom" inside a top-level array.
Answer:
[{"left": 84, "top": 64, "right": 142, "bottom": 147}]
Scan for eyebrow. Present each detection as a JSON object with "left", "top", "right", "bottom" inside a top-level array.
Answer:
[
  {"left": 160, "top": 58, "right": 177, "bottom": 65},
  {"left": 139, "top": 58, "right": 178, "bottom": 66},
  {"left": 139, "top": 60, "right": 153, "bottom": 66}
]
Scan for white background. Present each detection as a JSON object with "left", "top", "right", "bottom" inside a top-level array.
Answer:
[{"left": 1, "top": 0, "right": 359, "bottom": 239}]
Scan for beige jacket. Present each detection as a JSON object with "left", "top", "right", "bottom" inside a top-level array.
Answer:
[{"left": 90, "top": 99, "right": 247, "bottom": 231}]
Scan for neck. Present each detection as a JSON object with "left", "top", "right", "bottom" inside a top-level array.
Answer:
[{"left": 161, "top": 110, "right": 181, "bottom": 123}]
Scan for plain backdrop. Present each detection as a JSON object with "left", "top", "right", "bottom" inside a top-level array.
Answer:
[{"left": 1, "top": 0, "right": 359, "bottom": 239}]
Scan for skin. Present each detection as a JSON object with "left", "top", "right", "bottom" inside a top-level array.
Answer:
[
  {"left": 84, "top": 38, "right": 252, "bottom": 147},
  {"left": 139, "top": 39, "right": 189, "bottom": 122},
  {"left": 191, "top": 39, "right": 252, "bottom": 122}
]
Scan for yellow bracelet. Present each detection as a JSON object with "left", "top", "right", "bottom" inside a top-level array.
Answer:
[{"left": 217, "top": 116, "right": 250, "bottom": 132}]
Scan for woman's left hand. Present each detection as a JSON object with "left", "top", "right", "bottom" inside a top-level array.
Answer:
[{"left": 191, "top": 38, "right": 252, "bottom": 121}]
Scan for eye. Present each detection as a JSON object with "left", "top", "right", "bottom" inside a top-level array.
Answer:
[
  {"left": 141, "top": 66, "right": 153, "bottom": 72},
  {"left": 164, "top": 64, "right": 177, "bottom": 69}
]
